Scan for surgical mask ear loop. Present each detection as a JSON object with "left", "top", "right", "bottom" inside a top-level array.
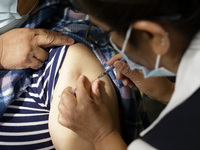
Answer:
[
  {"left": 155, "top": 54, "right": 161, "bottom": 70},
  {"left": 155, "top": 36, "right": 168, "bottom": 70},
  {"left": 121, "top": 25, "right": 133, "bottom": 53},
  {"left": 109, "top": 25, "right": 133, "bottom": 54}
]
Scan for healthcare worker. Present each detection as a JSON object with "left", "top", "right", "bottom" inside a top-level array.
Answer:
[{"left": 58, "top": 0, "right": 200, "bottom": 149}]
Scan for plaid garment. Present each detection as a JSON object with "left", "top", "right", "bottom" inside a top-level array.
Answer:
[
  {"left": 0, "top": 0, "right": 145, "bottom": 144},
  {"left": 0, "top": 70, "right": 31, "bottom": 118},
  {"left": 0, "top": 0, "right": 62, "bottom": 118}
]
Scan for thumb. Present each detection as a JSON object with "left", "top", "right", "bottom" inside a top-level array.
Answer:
[
  {"left": 114, "top": 61, "right": 145, "bottom": 82},
  {"left": 114, "top": 61, "right": 133, "bottom": 79}
]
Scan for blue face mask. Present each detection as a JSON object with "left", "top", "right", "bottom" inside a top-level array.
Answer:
[
  {"left": 110, "top": 25, "right": 176, "bottom": 78},
  {"left": 0, "top": 0, "right": 30, "bottom": 34}
]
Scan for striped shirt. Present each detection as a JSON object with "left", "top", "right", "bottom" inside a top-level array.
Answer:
[{"left": 0, "top": 46, "right": 67, "bottom": 149}]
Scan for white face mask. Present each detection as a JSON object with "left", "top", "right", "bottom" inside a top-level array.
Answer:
[
  {"left": 0, "top": 0, "right": 29, "bottom": 34},
  {"left": 110, "top": 25, "right": 176, "bottom": 78}
]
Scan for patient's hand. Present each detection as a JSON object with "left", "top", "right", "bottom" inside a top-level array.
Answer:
[{"left": 0, "top": 28, "right": 74, "bottom": 70}]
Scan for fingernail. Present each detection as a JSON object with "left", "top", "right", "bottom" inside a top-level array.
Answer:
[
  {"left": 95, "top": 80, "right": 100, "bottom": 89},
  {"left": 71, "top": 87, "right": 76, "bottom": 95},
  {"left": 91, "top": 79, "right": 100, "bottom": 92},
  {"left": 68, "top": 38, "right": 74, "bottom": 43},
  {"left": 80, "top": 74, "right": 84, "bottom": 79},
  {"left": 95, "top": 79, "right": 100, "bottom": 86},
  {"left": 80, "top": 75, "right": 85, "bottom": 82}
]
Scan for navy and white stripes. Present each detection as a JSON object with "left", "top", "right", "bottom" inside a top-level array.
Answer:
[{"left": 0, "top": 46, "right": 67, "bottom": 150}]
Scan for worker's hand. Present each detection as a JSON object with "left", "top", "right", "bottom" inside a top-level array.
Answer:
[
  {"left": 0, "top": 28, "right": 74, "bottom": 70},
  {"left": 58, "top": 75, "right": 116, "bottom": 144},
  {"left": 107, "top": 54, "right": 174, "bottom": 104}
]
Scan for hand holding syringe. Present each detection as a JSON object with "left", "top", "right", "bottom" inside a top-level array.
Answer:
[{"left": 96, "top": 58, "right": 126, "bottom": 79}]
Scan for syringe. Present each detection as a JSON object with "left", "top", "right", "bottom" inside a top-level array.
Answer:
[{"left": 96, "top": 58, "right": 125, "bottom": 79}]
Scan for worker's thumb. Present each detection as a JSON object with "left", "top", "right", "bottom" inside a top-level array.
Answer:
[
  {"left": 114, "top": 61, "right": 133, "bottom": 79},
  {"left": 114, "top": 61, "right": 145, "bottom": 83}
]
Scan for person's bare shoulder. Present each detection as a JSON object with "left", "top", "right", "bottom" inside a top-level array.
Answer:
[{"left": 49, "top": 43, "right": 119, "bottom": 150}]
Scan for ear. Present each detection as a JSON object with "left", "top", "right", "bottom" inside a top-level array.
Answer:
[{"left": 133, "top": 20, "right": 170, "bottom": 55}]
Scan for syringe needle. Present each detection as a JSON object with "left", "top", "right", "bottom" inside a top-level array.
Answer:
[{"left": 96, "top": 58, "right": 125, "bottom": 80}]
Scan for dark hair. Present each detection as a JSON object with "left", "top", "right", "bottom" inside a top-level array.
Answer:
[{"left": 76, "top": 0, "right": 200, "bottom": 38}]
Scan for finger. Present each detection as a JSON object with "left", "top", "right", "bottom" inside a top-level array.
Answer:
[
  {"left": 76, "top": 75, "right": 92, "bottom": 104},
  {"left": 34, "top": 29, "right": 74, "bottom": 47},
  {"left": 61, "top": 87, "right": 77, "bottom": 109},
  {"left": 121, "top": 78, "right": 130, "bottom": 87},
  {"left": 114, "top": 61, "right": 146, "bottom": 85},
  {"left": 58, "top": 100, "right": 71, "bottom": 121},
  {"left": 28, "top": 57, "right": 44, "bottom": 70},
  {"left": 34, "top": 47, "right": 49, "bottom": 62},
  {"left": 116, "top": 69, "right": 134, "bottom": 87},
  {"left": 58, "top": 100, "right": 67, "bottom": 117},
  {"left": 114, "top": 61, "right": 133, "bottom": 78},
  {"left": 90, "top": 79, "right": 101, "bottom": 104},
  {"left": 116, "top": 69, "right": 124, "bottom": 80},
  {"left": 106, "top": 54, "right": 123, "bottom": 66},
  {"left": 58, "top": 112, "right": 69, "bottom": 128}
]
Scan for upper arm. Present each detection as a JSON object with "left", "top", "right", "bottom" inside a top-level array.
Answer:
[{"left": 49, "top": 43, "right": 119, "bottom": 150}]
